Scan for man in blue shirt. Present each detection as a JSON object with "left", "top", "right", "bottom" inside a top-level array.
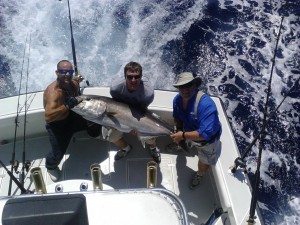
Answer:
[{"left": 170, "top": 72, "right": 221, "bottom": 189}]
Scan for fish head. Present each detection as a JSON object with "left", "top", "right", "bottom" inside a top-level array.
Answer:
[{"left": 72, "top": 95, "right": 107, "bottom": 119}]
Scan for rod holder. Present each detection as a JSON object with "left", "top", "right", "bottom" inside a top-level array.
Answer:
[
  {"left": 147, "top": 161, "right": 157, "bottom": 188},
  {"left": 90, "top": 163, "right": 103, "bottom": 191},
  {"left": 30, "top": 167, "right": 47, "bottom": 194}
]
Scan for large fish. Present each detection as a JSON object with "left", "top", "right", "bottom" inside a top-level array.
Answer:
[{"left": 71, "top": 95, "right": 174, "bottom": 139}]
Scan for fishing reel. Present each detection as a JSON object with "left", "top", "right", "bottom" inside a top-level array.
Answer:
[
  {"left": 74, "top": 74, "right": 90, "bottom": 86},
  {"left": 230, "top": 157, "right": 247, "bottom": 174},
  {"left": 74, "top": 74, "right": 85, "bottom": 82},
  {"left": 10, "top": 160, "right": 20, "bottom": 174},
  {"left": 74, "top": 74, "right": 90, "bottom": 95},
  {"left": 24, "top": 160, "right": 31, "bottom": 172}
]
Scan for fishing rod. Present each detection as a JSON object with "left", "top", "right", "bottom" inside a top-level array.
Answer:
[
  {"left": 201, "top": 208, "right": 225, "bottom": 225},
  {"left": 8, "top": 34, "right": 29, "bottom": 196},
  {"left": 231, "top": 75, "right": 300, "bottom": 173},
  {"left": 247, "top": 16, "right": 285, "bottom": 225},
  {"left": 59, "top": 0, "right": 84, "bottom": 82},
  {"left": 67, "top": 0, "right": 78, "bottom": 76},
  {"left": 230, "top": 6, "right": 300, "bottom": 172},
  {"left": 0, "top": 160, "right": 30, "bottom": 194},
  {"left": 230, "top": 15, "right": 296, "bottom": 173},
  {"left": 20, "top": 33, "right": 32, "bottom": 187}
]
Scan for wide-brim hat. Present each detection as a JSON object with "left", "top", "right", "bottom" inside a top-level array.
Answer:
[{"left": 173, "top": 72, "right": 202, "bottom": 87}]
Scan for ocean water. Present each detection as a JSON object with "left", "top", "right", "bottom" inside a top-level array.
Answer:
[{"left": 0, "top": 0, "right": 299, "bottom": 224}]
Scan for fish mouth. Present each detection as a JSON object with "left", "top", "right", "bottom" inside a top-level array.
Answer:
[
  {"left": 75, "top": 96, "right": 84, "bottom": 103},
  {"left": 77, "top": 95, "right": 95, "bottom": 102}
]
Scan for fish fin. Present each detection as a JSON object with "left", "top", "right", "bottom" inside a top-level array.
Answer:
[
  {"left": 140, "top": 140, "right": 146, "bottom": 148},
  {"left": 101, "top": 126, "right": 111, "bottom": 140},
  {"left": 138, "top": 136, "right": 154, "bottom": 148},
  {"left": 105, "top": 111, "right": 117, "bottom": 117}
]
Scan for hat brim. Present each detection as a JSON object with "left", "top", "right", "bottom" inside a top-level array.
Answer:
[{"left": 173, "top": 77, "right": 202, "bottom": 87}]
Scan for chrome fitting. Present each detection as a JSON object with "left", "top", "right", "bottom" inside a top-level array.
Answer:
[
  {"left": 30, "top": 167, "right": 47, "bottom": 194},
  {"left": 90, "top": 163, "right": 103, "bottom": 191},
  {"left": 147, "top": 161, "right": 157, "bottom": 188}
]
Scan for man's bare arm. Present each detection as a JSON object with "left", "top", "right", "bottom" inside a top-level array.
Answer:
[{"left": 44, "top": 88, "right": 69, "bottom": 123}]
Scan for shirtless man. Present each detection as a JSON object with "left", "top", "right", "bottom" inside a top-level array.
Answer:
[{"left": 44, "top": 60, "right": 100, "bottom": 181}]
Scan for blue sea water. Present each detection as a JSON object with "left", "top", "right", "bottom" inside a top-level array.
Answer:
[{"left": 0, "top": 0, "right": 299, "bottom": 224}]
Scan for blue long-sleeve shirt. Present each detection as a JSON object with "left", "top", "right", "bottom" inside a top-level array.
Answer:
[{"left": 173, "top": 91, "right": 221, "bottom": 142}]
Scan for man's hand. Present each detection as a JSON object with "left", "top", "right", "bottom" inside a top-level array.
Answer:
[
  {"left": 170, "top": 131, "right": 185, "bottom": 142},
  {"left": 65, "top": 97, "right": 81, "bottom": 109}
]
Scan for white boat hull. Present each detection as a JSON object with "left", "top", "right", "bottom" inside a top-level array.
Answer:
[{"left": 0, "top": 87, "right": 262, "bottom": 225}]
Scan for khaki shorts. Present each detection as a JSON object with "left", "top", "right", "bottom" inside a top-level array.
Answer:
[
  {"left": 102, "top": 127, "right": 156, "bottom": 145},
  {"left": 189, "top": 139, "right": 220, "bottom": 165}
]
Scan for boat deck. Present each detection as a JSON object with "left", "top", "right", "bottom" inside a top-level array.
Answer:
[
  {"left": 0, "top": 131, "right": 222, "bottom": 225},
  {"left": 0, "top": 88, "right": 262, "bottom": 225}
]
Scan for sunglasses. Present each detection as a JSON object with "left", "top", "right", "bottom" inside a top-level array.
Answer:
[
  {"left": 58, "top": 70, "right": 75, "bottom": 75},
  {"left": 178, "top": 82, "right": 194, "bottom": 89},
  {"left": 126, "top": 75, "right": 141, "bottom": 80}
]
